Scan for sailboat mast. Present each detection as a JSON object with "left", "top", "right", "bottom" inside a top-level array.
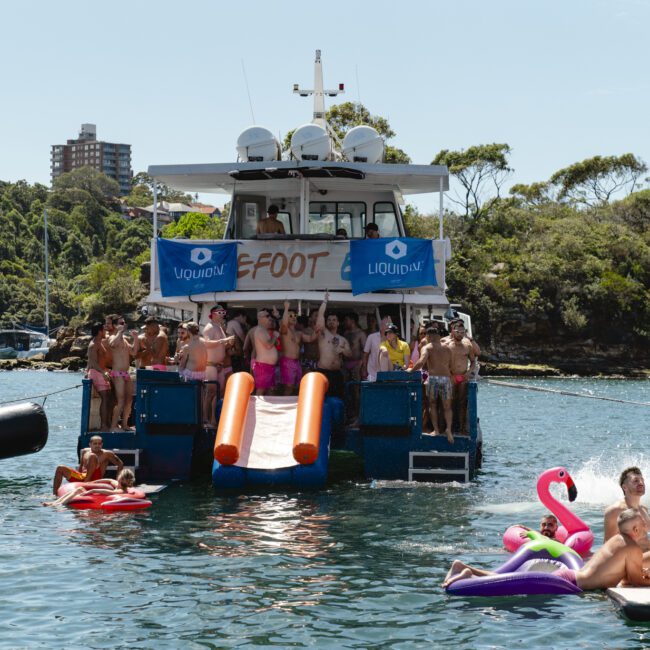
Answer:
[{"left": 44, "top": 208, "right": 49, "bottom": 334}]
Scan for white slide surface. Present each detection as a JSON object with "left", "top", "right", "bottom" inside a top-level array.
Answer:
[{"left": 234, "top": 396, "right": 299, "bottom": 470}]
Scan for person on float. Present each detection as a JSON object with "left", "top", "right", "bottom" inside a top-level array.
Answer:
[
  {"left": 45, "top": 469, "right": 136, "bottom": 507},
  {"left": 444, "top": 508, "right": 650, "bottom": 590},
  {"left": 52, "top": 435, "right": 123, "bottom": 494}
]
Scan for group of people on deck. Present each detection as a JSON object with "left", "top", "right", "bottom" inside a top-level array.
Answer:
[
  {"left": 444, "top": 466, "right": 650, "bottom": 592},
  {"left": 84, "top": 295, "right": 479, "bottom": 435}
]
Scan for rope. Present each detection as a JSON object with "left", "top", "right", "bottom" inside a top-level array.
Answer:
[
  {"left": 483, "top": 378, "right": 650, "bottom": 407},
  {"left": 0, "top": 383, "right": 82, "bottom": 406}
]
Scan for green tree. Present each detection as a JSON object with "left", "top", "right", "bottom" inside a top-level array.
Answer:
[
  {"left": 509, "top": 182, "right": 552, "bottom": 206},
  {"left": 432, "top": 144, "right": 513, "bottom": 220},
  {"left": 52, "top": 167, "right": 120, "bottom": 206},
  {"left": 161, "top": 212, "right": 225, "bottom": 240},
  {"left": 549, "top": 154, "right": 647, "bottom": 206},
  {"left": 131, "top": 171, "right": 193, "bottom": 204}
]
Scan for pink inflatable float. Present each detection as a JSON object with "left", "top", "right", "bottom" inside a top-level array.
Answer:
[{"left": 503, "top": 466, "right": 594, "bottom": 557}]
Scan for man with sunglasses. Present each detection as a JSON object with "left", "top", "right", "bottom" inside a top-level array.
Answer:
[
  {"left": 279, "top": 300, "right": 319, "bottom": 395},
  {"left": 251, "top": 309, "right": 281, "bottom": 395},
  {"left": 203, "top": 305, "right": 236, "bottom": 427}
]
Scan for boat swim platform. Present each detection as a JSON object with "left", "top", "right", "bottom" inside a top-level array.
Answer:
[
  {"left": 607, "top": 587, "right": 650, "bottom": 621},
  {"left": 78, "top": 369, "right": 481, "bottom": 486}
]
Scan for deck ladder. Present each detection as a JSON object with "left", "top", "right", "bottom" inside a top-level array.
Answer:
[
  {"left": 108, "top": 448, "right": 142, "bottom": 474},
  {"left": 408, "top": 451, "right": 469, "bottom": 483}
]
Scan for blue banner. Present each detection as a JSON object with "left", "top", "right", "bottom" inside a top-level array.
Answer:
[
  {"left": 157, "top": 239, "right": 238, "bottom": 297},
  {"left": 349, "top": 238, "right": 437, "bottom": 296}
]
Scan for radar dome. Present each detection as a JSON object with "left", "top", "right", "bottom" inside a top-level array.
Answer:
[
  {"left": 342, "top": 125, "right": 384, "bottom": 164},
  {"left": 236, "top": 126, "right": 280, "bottom": 162},
  {"left": 290, "top": 124, "right": 331, "bottom": 161}
]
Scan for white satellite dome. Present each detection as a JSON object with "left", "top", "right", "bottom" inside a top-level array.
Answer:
[
  {"left": 236, "top": 126, "right": 280, "bottom": 162},
  {"left": 341, "top": 125, "right": 384, "bottom": 164},
  {"left": 290, "top": 123, "right": 331, "bottom": 161}
]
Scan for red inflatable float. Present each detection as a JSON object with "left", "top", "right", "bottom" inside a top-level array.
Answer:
[{"left": 57, "top": 482, "right": 152, "bottom": 511}]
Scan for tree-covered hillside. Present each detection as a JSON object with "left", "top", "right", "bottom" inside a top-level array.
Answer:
[{"left": 1, "top": 104, "right": 648, "bottom": 368}]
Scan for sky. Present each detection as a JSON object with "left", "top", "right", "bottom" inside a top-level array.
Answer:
[{"left": 2, "top": 0, "right": 649, "bottom": 213}]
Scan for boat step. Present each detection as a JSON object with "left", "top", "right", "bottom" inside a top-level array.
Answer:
[
  {"left": 108, "top": 448, "right": 142, "bottom": 472},
  {"left": 408, "top": 468, "right": 470, "bottom": 483},
  {"left": 408, "top": 451, "right": 469, "bottom": 482}
]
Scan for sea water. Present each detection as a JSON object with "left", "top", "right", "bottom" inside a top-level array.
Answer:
[{"left": 0, "top": 371, "right": 648, "bottom": 649}]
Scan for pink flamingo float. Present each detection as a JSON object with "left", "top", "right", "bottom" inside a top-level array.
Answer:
[{"left": 503, "top": 466, "right": 594, "bottom": 557}]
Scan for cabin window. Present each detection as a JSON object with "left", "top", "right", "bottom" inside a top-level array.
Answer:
[
  {"left": 276, "top": 211, "right": 292, "bottom": 234},
  {"left": 308, "top": 202, "right": 366, "bottom": 237},
  {"left": 373, "top": 202, "right": 400, "bottom": 237}
]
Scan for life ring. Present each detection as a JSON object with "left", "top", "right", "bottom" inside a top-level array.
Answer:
[
  {"left": 57, "top": 482, "right": 152, "bottom": 511},
  {"left": 446, "top": 532, "right": 584, "bottom": 597},
  {"left": 502, "top": 466, "right": 594, "bottom": 557}
]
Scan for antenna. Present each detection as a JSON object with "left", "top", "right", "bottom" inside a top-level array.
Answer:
[
  {"left": 241, "top": 59, "right": 256, "bottom": 124},
  {"left": 355, "top": 64, "right": 361, "bottom": 104},
  {"left": 293, "top": 50, "right": 344, "bottom": 129}
]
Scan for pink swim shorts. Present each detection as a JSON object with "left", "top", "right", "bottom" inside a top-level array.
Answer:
[
  {"left": 110, "top": 370, "right": 131, "bottom": 381},
  {"left": 279, "top": 357, "right": 302, "bottom": 386},
  {"left": 251, "top": 360, "right": 276, "bottom": 391},
  {"left": 88, "top": 368, "right": 110, "bottom": 392}
]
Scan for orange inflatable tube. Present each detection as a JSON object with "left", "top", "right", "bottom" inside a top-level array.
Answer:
[
  {"left": 214, "top": 372, "right": 254, "bottom": 465},
  {"left": 292, "top": 372, "right": 328, "bottom": 465}
]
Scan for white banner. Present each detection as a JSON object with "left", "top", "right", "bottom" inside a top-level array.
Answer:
[{"left": 235, "top": 240, "right": 446, "bottom": 292}]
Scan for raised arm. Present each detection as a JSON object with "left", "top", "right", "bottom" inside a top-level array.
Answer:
[
  {"left": 315, "top": 291, "right": 329, "bottom": 333},
  {"left": 280, "top": 300, "right": 290, "bottom": 335}
]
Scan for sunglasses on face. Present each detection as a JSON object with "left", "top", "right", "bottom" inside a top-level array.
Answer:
[{"left": 118, "top": 321, "right": 126, "bottom": 325}]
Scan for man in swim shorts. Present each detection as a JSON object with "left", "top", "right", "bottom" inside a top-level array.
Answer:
[
  {"left": 603, "top": 466, "right": 650, "bottom": 551},
  {"left": 315, "top": 293, "right": 351, "bottom": 400},
  {"left": 86, "top": 322, "right": 112, "bottom": 431},
  {"left": 202, "top": 306, "right": 236, "bottom": 427},
  {"left": 52, "top": 435, "right": 123, "bottom": 494},
  {"left": 278, "top": 300, "right": 319, "bottom": 395},
  {"left": 408, "top": 324, "right": 454, "bottom": 443},
  {"left": 443, "top": 508, "right": 650, "bottom": 589},
  {"left": 251, "top": 309, "right": 280, "bottom": 395},
  {"left": 108, "top": 316, "right": 139, "bottom": 432},
  {"left": 443, "top": 320, "right": 476, "bottom": 435}
]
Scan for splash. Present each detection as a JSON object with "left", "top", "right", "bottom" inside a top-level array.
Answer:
[{"left": 572, "top": 454, "right": 650, "bottom": 505}]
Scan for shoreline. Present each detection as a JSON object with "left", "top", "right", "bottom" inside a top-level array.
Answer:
[{"left": 0, "top": 357, "right": 647, "bottom": 378}]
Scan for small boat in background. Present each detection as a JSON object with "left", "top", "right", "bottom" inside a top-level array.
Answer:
[{"left": 0, "top": 327, "right": 55, "bottom": 359}]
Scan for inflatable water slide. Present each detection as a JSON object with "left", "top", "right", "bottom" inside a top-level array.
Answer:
[{"left": 212, "top": 372, "right": 339, "bottom": 489}]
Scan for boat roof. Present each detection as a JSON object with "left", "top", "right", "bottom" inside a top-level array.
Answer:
[{"left": 148, "top": 161, "right": 449, "bottom": 196}]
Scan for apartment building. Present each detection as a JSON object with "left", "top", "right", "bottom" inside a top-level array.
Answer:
[{"left": 51, "top": 123, "right": 132, "bottom": 195}]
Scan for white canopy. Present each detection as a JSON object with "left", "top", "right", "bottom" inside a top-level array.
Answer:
[{"left": 148, "top": 161, "right": 449, "bottom": 196}]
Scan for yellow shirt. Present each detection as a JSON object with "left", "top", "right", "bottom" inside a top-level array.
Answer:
[{"left": 380, "top": 339, "right": 410, "bottom": 368}]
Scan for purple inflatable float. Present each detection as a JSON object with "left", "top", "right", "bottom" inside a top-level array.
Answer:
[{"left": 445, "top": 532, "right": 584, "bottom": 597}]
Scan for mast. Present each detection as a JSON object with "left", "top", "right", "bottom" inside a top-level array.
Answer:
[
  {"left": 44, "top": 208, "right": 50, "bottom": 335},
  {"left": 293, "top": 49, "right": 344, "bottom": 129}
]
